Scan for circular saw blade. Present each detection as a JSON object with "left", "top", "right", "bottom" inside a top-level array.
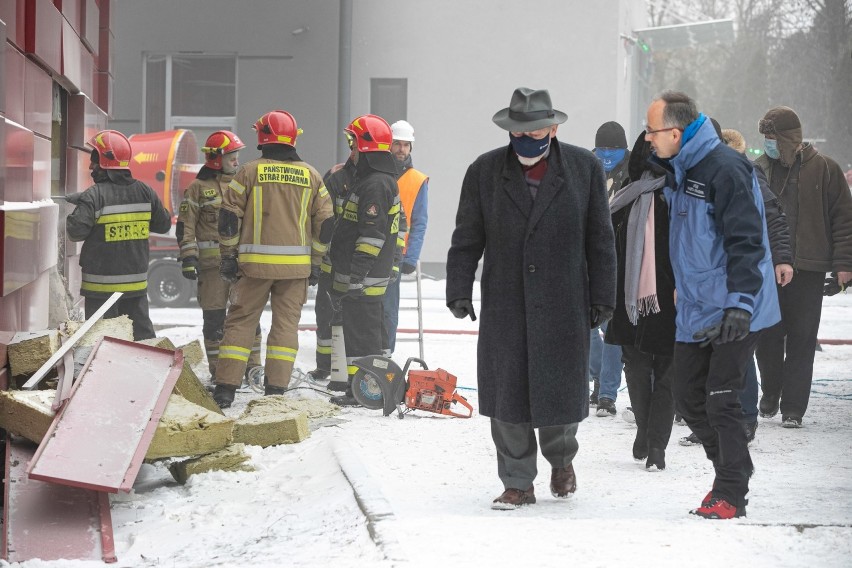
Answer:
[{"left": 352, "top": 369, "right": 386, "bottom": 410}]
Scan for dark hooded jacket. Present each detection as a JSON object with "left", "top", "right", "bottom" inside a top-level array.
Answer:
[
  {"left": 755, "top": 106, "right": 852, "bottom": 273},
  {"left": 605, "top": 134, "right": 676, "bottom": 355}
]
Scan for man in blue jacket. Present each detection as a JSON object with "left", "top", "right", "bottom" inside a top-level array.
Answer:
[{"left": 646, "top": 91, "right": 780, "bottom": 519}]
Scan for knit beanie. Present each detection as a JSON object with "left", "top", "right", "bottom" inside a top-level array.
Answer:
[{"left": 595, "top": 121, "right": 628, "bottom": 149}]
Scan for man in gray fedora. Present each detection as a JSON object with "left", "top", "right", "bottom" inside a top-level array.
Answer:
[{"left": 446, "top": 87, "right": 616, "bottom": 509}]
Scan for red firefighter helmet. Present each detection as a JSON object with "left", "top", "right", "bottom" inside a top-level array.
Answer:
[
  {"left": 88, "top": 130, "right": 132, "bottom": 169},
  {"left": 344, "top": 115, "right": 392, "bottom": 153},
  {"left": 201, "top": 130, "right": 245, "bottom": 170},
  {"left": 253, "top": 110, "right": 301, "bottom": 146}
]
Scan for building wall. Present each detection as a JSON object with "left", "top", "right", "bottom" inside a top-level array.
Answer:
[
  {"left": 110, "top": 0, "right": 645, "bottom": 269},
  {"left": 0, "top": 0, "right": 113, "bottom": 332}
]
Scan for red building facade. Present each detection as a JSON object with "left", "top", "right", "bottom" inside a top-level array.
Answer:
[{"left": 0, "top": 0, "right": 112, "bottom": 331}]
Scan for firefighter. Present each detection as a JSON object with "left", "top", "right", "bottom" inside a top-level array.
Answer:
[
  {"left": 176, "top": 131, "right": 263, "bottom": 386},
  {"left": 328, "top": 114, "right": 402, "bottom": 406},
  {"left": 66, "top": 130, "right": 171, "bottom": 340},
  {"left": 306, "top": 151, "right": 356, "bottom": 388},
  {"left": 213, "top": 110, "right": 334, "bottom": 409}
]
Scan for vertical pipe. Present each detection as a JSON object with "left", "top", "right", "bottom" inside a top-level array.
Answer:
[{"left": 337, "top": 0, "right": 353, "bottom": 164}]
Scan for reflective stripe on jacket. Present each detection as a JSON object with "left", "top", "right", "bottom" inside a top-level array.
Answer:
[{"left": 177, "top": 175, "right": 230, "bottom": 270}]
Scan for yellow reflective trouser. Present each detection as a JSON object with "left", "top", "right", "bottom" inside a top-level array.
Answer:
[{"left": 216, "top": 275, "right": 307, "bottom": 389}]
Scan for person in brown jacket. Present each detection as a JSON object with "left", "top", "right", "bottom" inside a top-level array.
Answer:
[
  {"left": 754, "top": 106, "right": 852, "bottom": 427},
  {"left": 176, "top": 131, "right": 263, "bottom": 387},
  {"left": 213, "top": 110, "right": 334, "bottom": 408}
]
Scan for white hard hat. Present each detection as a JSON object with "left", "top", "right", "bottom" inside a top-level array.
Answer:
[{"left": 391, "top": 120, "right": 415, "bottom": 142}]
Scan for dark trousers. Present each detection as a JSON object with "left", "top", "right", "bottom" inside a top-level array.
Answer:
[
  {"left": 85, "top": 294, "right": 155, "bottom": 341},
  {"left": 673, "top": 333, "right": 759, "bottom": 507},
  {"left": 490, "top": 418, "right": 579, "bottom": 490},
  {"left": 755, "top": 269, "right": 824, "bottom": 418},
  {"left": 342, "top": 297, "right": 384, "bottom": 376},
  {"left": 313, "top": 272, "right": 333, "bottom": 372},
  {"left": 622, "top": 346, "right": 674, "bottom": 454}
]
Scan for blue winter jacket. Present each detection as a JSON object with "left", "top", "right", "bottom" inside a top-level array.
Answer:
[{"left": 657, "top": 118, "right": 780, "bottom": 342}]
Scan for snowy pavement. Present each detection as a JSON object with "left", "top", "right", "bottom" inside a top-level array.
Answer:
[{"left": 11, "top": 280, "right": 852, "bottom": 567}]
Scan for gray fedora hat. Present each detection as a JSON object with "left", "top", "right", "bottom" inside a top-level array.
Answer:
[{"left": 492, "top": 87, "right": 568, "bottom": 131}]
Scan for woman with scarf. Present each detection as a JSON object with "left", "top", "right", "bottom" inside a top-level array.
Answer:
[{"left": 605, "top": 133, "right": 676, "bottom": 471}]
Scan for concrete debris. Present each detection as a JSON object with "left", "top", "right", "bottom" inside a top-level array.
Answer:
[
  {"left": 0, "top": 389, "right": 56, "bottom": 444},
  {"left": 177, "top": 339, "right": 204, "bottom": 367},
  {"left": 146, "top": 395, "right": 234, "bottom": 461},
  {"left": 7, "top": 331, "right": 61, "bottom": 377},
  {"left": 232, "top": 396, "right": 311, "bottom": 447},
  {"left": 168, "top": 443, "right": 254, "bottom": 484}
]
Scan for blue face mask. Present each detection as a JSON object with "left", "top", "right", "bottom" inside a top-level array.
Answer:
[
  {"left": 594, "top": 148, "right": 627, "bottom": 173},
  {"left": 764, "top": 139, "right": 780, "bottom": 160},
  {"left": 510, "top": 133, "right": 551, "bottom": 158}
]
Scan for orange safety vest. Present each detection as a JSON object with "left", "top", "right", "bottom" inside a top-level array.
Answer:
[{"left": 397, "top": 167, "right": 428, "bottom": 249}]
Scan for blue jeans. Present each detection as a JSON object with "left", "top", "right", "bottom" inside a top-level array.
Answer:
[
  {"left": 589, "top": 322, "right": 624, "bottom": 401},
  {"left": 381, "top": 276, "right": 401, "bottom": 353},
  {"left": 740, "top": 357, "right": 759, "bottom": 423}
]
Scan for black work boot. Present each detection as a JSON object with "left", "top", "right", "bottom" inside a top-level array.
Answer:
[
  {"left": 213, "top": 384, "right": 237, "bottom": 409},
  {"left": 330, "top": 389, "right": 361, "bottom": 407},
  {"left": 265, "top": 384, "right": 287, "bottom": 396}
]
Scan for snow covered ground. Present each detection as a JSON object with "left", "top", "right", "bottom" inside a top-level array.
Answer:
[{"left": 9, "top": 279, "right": 852, "bottom": 567}]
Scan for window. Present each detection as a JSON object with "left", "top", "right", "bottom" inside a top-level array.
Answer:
[
  {"left": 143, "top": 53, "right": 237, "bottom": 136},
  {"left": 370, "top": 78, "right": 407, "bottom": 124}
]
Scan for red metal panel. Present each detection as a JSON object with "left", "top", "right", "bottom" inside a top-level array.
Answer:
[
  {"left": 23, "top": 58, "right": 52, "bottom": 138},
  {"left": 0, "top": 0, "right": 24, "bottom": 50},
  {"left": 4, "top": 119, "right": 34, "bottom": 203},
  {"left": 4, "top": 44, "right": 24, "bottom": 125},
  {"left": 56, "top": 0, "right": 81, "bottom": 33},
  {"left": 24, "top": 0, "right": 62, "bottom": 75},
  {"left": 60, "top": 18, "right": 81, "bottom": 91},
  {"left": 32, "top": 134, "right": 50, "bottom": 201},
  {"left": 79, "top": 43, "right": 93, "bottom": 96},
  {"left": 67, "top": 92, "right": 106, "bottom": 150},
  {"left": 4, "top": 436, "right": 117, "bottom": 563},
  {"left": 96, "top": 0, "right": 109, "bottom": 31},
  {"left": 18, "top": 268, "right": 48, "bottom": 329},
  {"left": 0, "top": 284, "right": 22, "bottom": 329},
  {"left": 81, "top": 0, "right": 96, "bottom": 55},
  {"left": 0, "top": 119, "right": 5, "bottom": 202},
  {"left": 28, "top": 337, "right": 184, "bottom": 493},
  {"left": 95, "top": 70, "right": 111, "bottom": 116},
  {"left": 0, "top": 20, "right": 6, "bottom": 114},
  {"left": 96, "top": 25, "right": 110, "bottom": 73}
]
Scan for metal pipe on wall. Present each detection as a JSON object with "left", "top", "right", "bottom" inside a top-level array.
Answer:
[{"left": 336, "top": 0, "right": 353, "bottom": 164}]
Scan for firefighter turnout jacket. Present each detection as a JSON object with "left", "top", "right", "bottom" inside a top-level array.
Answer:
[
  {"left": 329, "top": 165, "right": 401, "bottom": 298},
  {"left": 67, "top": 177, "right": 171, "bottom": 298},
  {"left": 220, "top": 158, "right": 333, "bottom": 278},
  {"left": 177, "top": 173, "right": 231, "bottom": 270}
]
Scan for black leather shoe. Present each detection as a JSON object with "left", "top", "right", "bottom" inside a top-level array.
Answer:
[
  {"left": 759, "top": 395, "right": 779, "bottom": 418},
  {"left": 550, "top": 465, "right": 577, "bottom": 498},
  {"left": 646, "top": 447, "right": 666, "bottom": 471}
]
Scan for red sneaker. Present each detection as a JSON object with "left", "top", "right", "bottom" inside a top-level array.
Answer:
[{"left": 690, "top": 497, "right": 746, "bottom": 519}]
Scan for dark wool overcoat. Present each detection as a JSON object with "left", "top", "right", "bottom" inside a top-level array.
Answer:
[{"left": 446, "top": 140, "right": 616, "bottom": 427}]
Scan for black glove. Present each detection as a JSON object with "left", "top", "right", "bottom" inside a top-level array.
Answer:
[
  {"left": 220, "top": 256, "right": 240, "bottom": 284},
  {"left": 181, "top": 256, "right": 199, "bottom": 280},
  {"left": 590, "top": 305, "right": 614, "bottom": 329},
  {"left": 401, "top": 262, "right": 416, "bottom": 275},
  {"left": 824, "top": 273, "right": 845, "bottom": 296},
  {"left": 719, "top": 308, "right": 751, "bottom": 343},
  {"left": 448, "top": 299, "right": 477, "bottom": 321},
  {"left": 308, "top": 265, "right": 321, "bottom": 287}
]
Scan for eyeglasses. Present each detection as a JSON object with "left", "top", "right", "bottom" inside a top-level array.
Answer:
[{"left": 645, "top": 126, "right": 682, "bottom": 136}]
